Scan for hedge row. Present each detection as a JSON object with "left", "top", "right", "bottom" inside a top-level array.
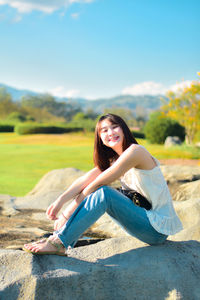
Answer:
[
  {"left": 14, "top": 124, "right": 83, "bottom": 135},
  {"left": 0, "top": 124, "right": 15, "bottom": 132},
  {"left": 0, "top": 122, "right": 145, "bottom": 138},
  {"left": 131, "top": 130, "right": 145, "bottom": 139}
]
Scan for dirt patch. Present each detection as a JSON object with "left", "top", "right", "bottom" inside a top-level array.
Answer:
[
  {"left": 0, "top": 208, "right": 101, "bottom": 250},
  {"left": 0, "top": 208, "right": 53, "bottom": 249}
]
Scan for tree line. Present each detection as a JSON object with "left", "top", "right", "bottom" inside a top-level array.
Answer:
[
  {"left": 0, "top": 76, "right": 199, "bottom": 144},
  {"left": 0, "top": 88, "right": 145, "bottom": 128}
]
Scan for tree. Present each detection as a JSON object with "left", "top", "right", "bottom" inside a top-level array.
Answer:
[
  {"left": 73, "top": 112, "right": 89, "bottom": 121},
  {"left": 0, "top": 88, "right": 19, "bottom": 119},
  {"left": 144, "top": 112, "right": 185, "bottom": 144},
  {"left": 6, "top": 112, "right": 26, "bottom": 122},
  {"left": 21, "top": 94, "right": 82, "bottom": 121},
  {"left": 103, "top": 107, "right": 136, "bottom": 127},
  {"left": 162, "top": 79, "right": 200, "bottom": 144},
  {"left": 85, "top": 108, "right": 98, "bottom": 120}
]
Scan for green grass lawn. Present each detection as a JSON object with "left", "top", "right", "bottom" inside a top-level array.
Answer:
[{"left": 0, "top": 132, "right": 199, "bottom": 196}]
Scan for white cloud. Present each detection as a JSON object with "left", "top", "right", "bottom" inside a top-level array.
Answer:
[
  {"left": 0, "top": 0, "right": 95, "bottom": 14},
  {"left": 49, "top": 86, "right": 80, "bottom": 98},
  {"left": 122, "top": 80, "right": 193, "bottom": 96},
  {"left": 122, "top": 81, "right": 167, "bottom": 96}
]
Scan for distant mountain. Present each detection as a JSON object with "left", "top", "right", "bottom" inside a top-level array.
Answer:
[
  {"left": 80, "top": 95, "right": 163, "bottom": 113},
  {"left": 0, "top": 83, "right": 38, "bottom": 100},
  {"left": 0, "top": 82, "right": 164, "bottom": 113}
]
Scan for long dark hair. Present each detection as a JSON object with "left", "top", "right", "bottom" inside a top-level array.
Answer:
[{"left": 93, "top": 113, "right": 138, "bottom": 171}]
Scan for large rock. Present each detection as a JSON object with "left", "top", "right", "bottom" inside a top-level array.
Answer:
[
  {"left": 27, "top": 168, "right": 85, "bottom": 197},
  {"left": 0, "top": 237, "right": 200, "bottom": 300},
  {"left": 173, "top": 179, "right": 200, "bottom": 202},
  {"left": 171, "top": 198, "right": 200, "bottom": 241},
  {"left": 14, "top": 168, "right": 85, "bottom": 210},
  {"left": 164, "top": 136, "right": 182, "bottom": 147},
  {"left": 160, "top": 165, "right": 200, "bottom": 183}
]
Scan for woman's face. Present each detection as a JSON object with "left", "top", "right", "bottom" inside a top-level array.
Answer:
[{"left": 99, "top": 119, "right": 124, "bottom": 154}]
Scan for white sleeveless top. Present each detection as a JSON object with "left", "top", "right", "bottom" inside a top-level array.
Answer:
[{"left": 120, "top": 154, "right": 183, "bottom": 235}]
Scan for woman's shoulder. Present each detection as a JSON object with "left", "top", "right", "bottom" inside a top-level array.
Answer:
[
  {"left": 125, "top": 144, "right": 156, "bottom": 170},
  {"left": 127, "top": 144, "right": 146, "bottom": 154},
  {"left": 122, "top": 144, "right": 146, "bottom": 165}
]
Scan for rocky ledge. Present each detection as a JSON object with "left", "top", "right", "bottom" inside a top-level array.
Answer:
[
  {"left": 1, "top": 237, "right": 200, "bottom": 300},
  {"left": 0, "top": 165, "right": 200, "bottom": 299}
]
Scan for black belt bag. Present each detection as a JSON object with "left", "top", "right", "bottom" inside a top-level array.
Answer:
[{"left": 117, "top": 188, "right": 152, "bottom": 210}]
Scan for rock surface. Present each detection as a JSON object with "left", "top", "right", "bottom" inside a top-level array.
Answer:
[
  {"left": 164, "top": 136, "right": 182, "bottom": 147},
  {"left": 0, "top": 237, "right": 200, "bottom": 300},
  {"left": 14, "top": 168, "right": 85, "bottom": 210},
  {"left": 173, "top": 179, "right": 200, "bottom": 202},
  {"left": 160, "top": 165, "right": 200, "bottom": 184},
  {"left": 171, "top": 198, "right": 200, "bottom": 241},
  {"left": 1, "top": 165, "right": 200, "bottom": 299}
]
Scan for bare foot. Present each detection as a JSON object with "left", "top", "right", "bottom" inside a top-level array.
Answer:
[
  {"left": 24, "top": 238, "right": 47, "bottom": 248},
  {"left": 23, "top": 235, "right": 66, "bottom": 255}
]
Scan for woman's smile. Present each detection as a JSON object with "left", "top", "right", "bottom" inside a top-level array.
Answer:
[{"left": 108, "top": 136, "right": 119, "bottom": 142}]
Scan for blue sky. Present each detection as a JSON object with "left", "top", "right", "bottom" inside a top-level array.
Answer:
[{"left": 0, "top": 0, "right": 199, "bottom": 99}]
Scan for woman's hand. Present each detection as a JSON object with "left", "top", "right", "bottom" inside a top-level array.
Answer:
[
  {"left": 46, "top": 199, "right": 63, "bottom": 220},
  {"left": 54, "top": 214, "right": 68, "bottom": 231}
]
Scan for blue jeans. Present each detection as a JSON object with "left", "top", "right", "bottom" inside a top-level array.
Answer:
[{"left": 57, "top": 186, "right": 167, "bottom": 248}]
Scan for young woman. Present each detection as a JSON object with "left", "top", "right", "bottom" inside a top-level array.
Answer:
[{"left": 23, "top": 114, "right": 182, "bottom": 255}]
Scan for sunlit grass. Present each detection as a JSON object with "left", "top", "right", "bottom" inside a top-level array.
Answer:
[
  {"left": 0, "top": 132, "right": 94, "bottom": 146},
  {"left": 138, "top": 139, "right": 200, "bottom": 160},
  {"left": 0, "top": 133, "right": 199, "bottom": 196},
  {"left": 0, "top": 133, "right": 94, "bottom": 196}
]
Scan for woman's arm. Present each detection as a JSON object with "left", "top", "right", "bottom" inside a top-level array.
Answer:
[
  {"left": 46, "top": 167, "right": 102, "bottom": 220},
  {"left": 77, "top": 145, "right": 142, "bottom": 201}
]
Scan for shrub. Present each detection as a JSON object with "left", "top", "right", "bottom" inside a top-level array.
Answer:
[
  {"left": 131, "top": 130, "right": 145, "bottom": 139},
  {"left": 14, "top": 123, "right": 83, "bottom": 135},
  {"left": 6, "top": 112, "right": 27, "bottom": 122},
  {"left": 69, "top": 119, "right": 96, "bottom": 132},
  {"left": 144, "top": 113, "right": 185, "bottom": 144},
  {"left": 0, "top": 124, "right": 14, "bottom": 132}
]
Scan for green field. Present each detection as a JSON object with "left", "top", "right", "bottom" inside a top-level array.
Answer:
[{"left": 0, "top": 132, "right": 199, "bottom": 196}]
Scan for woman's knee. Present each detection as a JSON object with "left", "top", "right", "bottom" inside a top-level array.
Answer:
[
  {"left": 94, "top": 185, "right": 113, "bottom": 196},
  {"left": 85, "top": 186, "right": 109, "bottom": 208}
]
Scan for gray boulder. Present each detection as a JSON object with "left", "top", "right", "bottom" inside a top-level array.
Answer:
[
  {"left": 0, "top": 237, "right": 200, "bottom": 300},
  {"left": 160, "top": 165, "right": 200, "bottom": 184},
  {"left": 164, "top": 136, "right": 182, "bottom": 147},
  {"left": 27, "top": 168, "right": 85, "bottom": 197},
  {"left": 14, "top": 168, "right": 85, "bottom": 210},
  {"left": 173, "top": 179, "right": 200, "bottom": 202},
  {"left": 171, "top": 198, "right": 200, "bottom": 241}
]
